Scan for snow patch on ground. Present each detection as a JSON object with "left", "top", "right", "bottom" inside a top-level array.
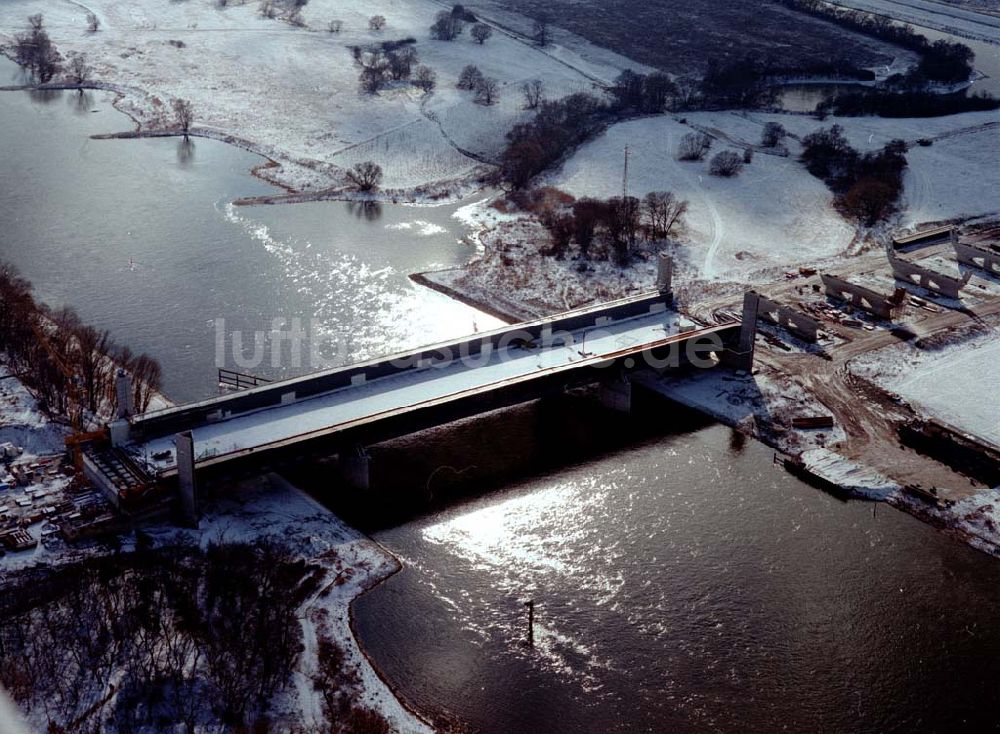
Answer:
[
  {"left": 0, "top": 372, "right": 70, "bottom": 456},
  {"left": 800, "top": 447, "right": 900, "bottom": 499},
  {"left": 849, "top": 321, "right": 1000, "bottom": 446},
  {"left": 633, "top": 367, "right": 848, "bottom": 452}
]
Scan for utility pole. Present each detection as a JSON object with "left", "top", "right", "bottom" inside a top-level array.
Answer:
[
  {"left": 622, "top": 145, "right": 630, "bottom": 201},
  {"left": 524, "top": 600, "right": 535, "bottom": 648}
]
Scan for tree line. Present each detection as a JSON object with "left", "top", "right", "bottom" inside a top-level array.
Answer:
[
  {"left": 817, "top": 88, "right": 999, "bottom": 117},
  {"left": 0, "top": 263, "right": 162, "bottom": 424},
  {"left": 497, "top": 63, "right": 755, "bottom": 190}
]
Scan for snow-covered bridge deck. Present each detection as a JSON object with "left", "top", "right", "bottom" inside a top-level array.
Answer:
[{"left": 113, "top": 293, "right": 740, "bottom": 479}]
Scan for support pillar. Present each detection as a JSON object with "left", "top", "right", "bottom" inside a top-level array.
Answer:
[
  {"left": 599, "top": 376, "right": 632, "bottom": 414},
  {"left": 176, "top": 431, "right": 199, "bottom": 528},
  {"left": 109, "top": 419, "right": 130, "bottom": 448},
  {"left": 721, "top": 291, "right": 758, "bottom": 372},
  {"left": 656, "top": 252, "right": 673, "bottom": 297},
  {"left": 340, "top": 446, "right": 371, "bottom": 491},
  {"left": 115, "top": 369, "right": 134, "bottom": 419}
]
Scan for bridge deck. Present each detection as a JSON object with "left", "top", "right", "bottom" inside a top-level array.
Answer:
[{"left": 124, "top": 302, "right": 735, "bottom": 477}]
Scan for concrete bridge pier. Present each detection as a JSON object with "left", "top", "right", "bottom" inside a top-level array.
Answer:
[
  {"left": 340, "top": 446, "right": 372, "bottom": 491},
  {"left": 656, "top": 252, "right": 674, "bottom": 297},
  {"left": 115, "top": 370, "right": 134, "bottom": 419},
  {"left": 599, "top": 374, "right": 633, "bottom": 414},
  {"left": 718, "top": 291, "right": 758, "bottom": 372},
  {"left": 176, "top": 431, "right": 199, "bottom": 528},
  {"left": 110, "top": 370, "right": 134, "bottom": 448}
]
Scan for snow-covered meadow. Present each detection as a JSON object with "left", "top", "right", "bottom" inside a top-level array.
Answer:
[
  {"left": 740, "top": 110, "right": 1000, "bottom": 226},
  {"left": 470, "top": 107, "right": 996, "bottom": 293},
  {"left": 849, "top": 322, "right": 1000, "bottom": 447},
  {"left": 0, "top": 0, "right": 625, "bottom": 193},
  {"left": 548, "top": 114, "right": 856, "bottom": 281}
]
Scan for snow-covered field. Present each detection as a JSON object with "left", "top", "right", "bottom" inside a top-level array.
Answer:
[
  {"left": 548, "top": 114, "right": 857, "bottom": 281},
  {"left": 850, "top": 323, "right": 1000, "bottom": 446},
  {"left": 741, "top": 110, "right": 1000, "bottom": 226},
  {"left": 0, "top": 0, "right": 624, "bottom": 193},
  {"left": 831, "top": 0, "right": 1000, "bottom": 44},
  {"left": 529, "top": 108, "right": 998, "bottom": 285}
]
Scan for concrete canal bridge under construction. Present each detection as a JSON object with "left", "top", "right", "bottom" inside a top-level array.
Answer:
[{"left": 80, "top": 279, "right": 752, "bottom": 524}]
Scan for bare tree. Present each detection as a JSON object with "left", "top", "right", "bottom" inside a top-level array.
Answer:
[
  {"left": 543, "top": 214, "right": 574, "bottom": 258},
  {"left": 642, "top": 72, "right": 677, "bottom": 113},
  {"left": 172, "top": 98, "right": 194, "bottom": 138},
  {"left": 386, "top": 46, "right": 417, "bottom": 80},
  {"left": 346, "top": 161, "right": 383, "bottom": 191},
  {"left": 430, "top": 10, "right": 463, "bottom": 40},
  {"left": 457, "top": 64, "right": 483, "bottom": 90},
  {"left": 532, "top": 14, "right": 550, "bottom": 46},
  {"left": 673, "top": 76, "right": 701, "bottom": 109},
  {"left": 65, "top": 53, "right": 90, "bottom": 88},
  {"left": 606, "top": 196, "right": 641, "bottom": 264},
  {"left": 15, "top": 15, "right": 61, "bottom": 83},
  {"left": 643, "top": 191, "right": 687, "bottom": 240},
  {"left": 359, "top": 66, "right": 384, "bottom": 94},
  {"left": 761, "top": 121, "right": 787, "bottom": 148},
  {"left": 676, "top": 131, "right": 712, "bottom": 161},
  {"left": 709, "top": 150, "right": 744, "bottom": 177},
  {"left": 521, "top": 79, "right": 543, "bottom": 109},
  {"left": 471, "top": 23, "right": 492, "bottom": 44},
  {"left": 86, "top": 12, "right": 100, "bottom": 33},
  {"left": 327, "top": 19, "right": 342, "bottom": 33},
  {"left": 368, "top": 14, "right": 386, "bottom": 31},
  {"left": 474, "top": 76, "right": 499, "bottom": 105},
  {"left": 413, "top": 65, "right": 437, "bottom": 93},
  {"left": 129, "top": 353, "right": 162, "bottom": 412}
]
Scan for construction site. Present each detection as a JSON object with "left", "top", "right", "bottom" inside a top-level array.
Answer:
[
  {"left": 2, "top": 216, "right": 1000, "bottom": 559},
  {"left": 683, "top": 223, "right": 1000, "bottom": 515}
]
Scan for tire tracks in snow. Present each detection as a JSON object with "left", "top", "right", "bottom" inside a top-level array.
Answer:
[{"left": 665, "top": 128, "right": 726, "bottom": 279}]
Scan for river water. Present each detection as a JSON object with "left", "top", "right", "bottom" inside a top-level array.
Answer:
[
  {"left": 0, "top": 57, "right": 496, "bottom": 403},
  {"left": 356, "top": 422, "right": 1000, "bottom": 733},
  {"left": 4, "top": 51, "right": 1000, "bottom": 734}
]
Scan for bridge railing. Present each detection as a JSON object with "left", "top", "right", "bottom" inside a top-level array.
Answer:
[
  {"left": 218, "top": 368, "right": 272, "bottom": 391},
  {"left": 123, "top": 291, "right": 675, "bottom": 442}
]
